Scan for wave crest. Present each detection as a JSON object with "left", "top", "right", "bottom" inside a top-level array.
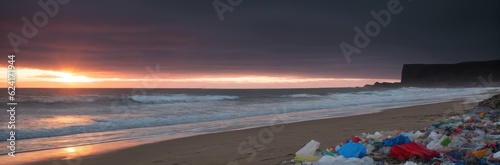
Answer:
[
  {"left": 284, "top": 94, "right": 322, "bottom": 98},
  {"left": 128, "top": 94, "right": 239, "bottom": 104}
]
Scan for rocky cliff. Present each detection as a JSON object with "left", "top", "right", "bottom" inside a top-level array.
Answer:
[{"left": 400, "top": 60, "right": 500, "bottom": 87}]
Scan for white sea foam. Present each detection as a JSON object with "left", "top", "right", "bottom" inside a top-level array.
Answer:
[
  {"left": 22, "top": 95, "right": 103, "bottom": 103},
  {"left": 128, "top": 94, "right": 239, "bottom": 104},
  {"left": 284, "top": 94, "right": 322, "bottom": 98}
]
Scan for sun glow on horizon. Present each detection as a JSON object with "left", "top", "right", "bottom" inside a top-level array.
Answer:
[
  {"left": 0, "top": 67, "right": 399, "bottom": 88},
  {"left": 64, "top": 147, "right": 76, "bottom": 153},
  {"left": 57, "top": 72, "right": 94, "bottom": 83},
  {"left": 0, "top": 68, "right": 123, "bottom": 83}
]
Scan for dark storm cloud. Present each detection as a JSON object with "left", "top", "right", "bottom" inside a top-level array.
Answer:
[{"left": 1, "top": 0, "right": 499, "bottom": 79}]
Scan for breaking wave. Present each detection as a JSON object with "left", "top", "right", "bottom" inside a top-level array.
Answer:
[
  {"left": 284, "top": 94, "right": 322, "bottom": 98},
  {"left": 128, "top": 94, "right": 239, "bottom": 104}
]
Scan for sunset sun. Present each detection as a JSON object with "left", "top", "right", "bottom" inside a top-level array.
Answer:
[{"left": 58, "top": 73, "right": 94, "bottom": 83}]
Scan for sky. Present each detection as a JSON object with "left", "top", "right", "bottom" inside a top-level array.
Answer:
[{"left": 1, "top": 0, "right": 499, "bottom": 88}]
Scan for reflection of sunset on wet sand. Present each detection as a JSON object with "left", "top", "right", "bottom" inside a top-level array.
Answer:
[{"left": 0, "top": 140, "right": 151, "bottom": 164}]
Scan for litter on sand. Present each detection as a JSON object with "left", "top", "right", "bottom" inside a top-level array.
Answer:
[{"left": 284, "top": 94, "right": 500, "bottom": 165}]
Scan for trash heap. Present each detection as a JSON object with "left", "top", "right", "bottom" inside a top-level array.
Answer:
[{"left": 287, "top": 107, "right": 500, "bottom": 165}]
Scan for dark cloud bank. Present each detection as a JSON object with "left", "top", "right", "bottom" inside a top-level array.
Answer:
[{"left": 1, "top": 0, "right": 499, "bottom": 79}]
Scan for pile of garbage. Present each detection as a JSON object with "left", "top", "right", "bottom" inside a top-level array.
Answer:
[
  {"left": 479, "top": 94, "right": 500, "bottom": 109},
  {"left": 286, "top": 106, "right": 500, "bottom": 165}
]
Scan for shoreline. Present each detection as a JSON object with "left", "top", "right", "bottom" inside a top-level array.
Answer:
[
  {"left": 3, "top": 99, "right": 463, "bottom": 154},
  {"left": 2, "top": 100, "right": 473, "bottom": 165}
]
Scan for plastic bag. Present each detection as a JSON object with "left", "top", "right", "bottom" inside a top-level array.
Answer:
[
  {"left": 389, "top": 142, "right": 439, "bottom": 161},
  {"left": 379, "top": 146, "right": 391, "bottom": 155},
  {"left": 440, "top": 136, "right": 451, "bottom": 146},
  {"left": 449, "top": 136, "right": 467, "bottom": 148},
  {"left": 409, "top": 131, "right": 424, "bottom": 141},
  {"left": 413, "top": 131, "right": 425, "bottom": 137},
  {"left": 427, "top": 131, "right": 442, "bottom": 142},
  {"left": 472, "top": 149, "right": 488, "bottom": 158},
  {"left": 382, "top": 134, "right": 411, "bottom": 147},
  {"left": 314, "top": 155, "right": 373, "bottom": 165},
  {"left": 365, "top": 144, "right": 375, "bottom": 154},
  {"left": 404, "top": 161, "right": 418, "bottom": 165},
  {"left": 337, "top": 141, "right": 367, "bottom": 158},
  {"left": 472, "top": 129, "right": 486, "bottom": 141},
  {"left": 426, "top": 140, "right": 443, "bottom": 151},
  {"left": 351, "top": 136, "right": 362, "bottom": 143},
  {"left": 367, "top": 132, "right": 382, "bottom": 140},
  {"left": 295, "top": 140, "right": 320, "bottom": 162},
  {"left": 494, "top": 151, "right": 500, "bottom": 159}
]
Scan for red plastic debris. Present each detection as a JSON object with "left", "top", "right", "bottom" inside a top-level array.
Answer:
[
  {"left": 389, "top": 142, "right": 439, "bottom": 161},
  {"left": 484, "top": 142, "right": 496, "bottom": 149},
  {"left": 351, "top": 136, "right": 362, "bottom": 143}
]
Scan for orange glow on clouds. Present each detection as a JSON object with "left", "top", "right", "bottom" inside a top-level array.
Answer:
[
  {"left": 1, "top": 67, "right": 399, "bottom": 88},
  {"left": 170, "top": 77, "right": 371, "bottom": 83}
]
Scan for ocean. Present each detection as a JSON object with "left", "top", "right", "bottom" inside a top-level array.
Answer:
[{"left": 1, "top": 87, "right": 499, "bottom": 154}]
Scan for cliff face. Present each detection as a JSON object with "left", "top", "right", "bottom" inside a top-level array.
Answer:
[{"left": 401, "top": 60, "right": 500, "bottom": 87}]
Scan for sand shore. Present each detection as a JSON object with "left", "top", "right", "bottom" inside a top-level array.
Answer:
[{"left": 7, "top": 101, "right": 472, "bottom": 165}]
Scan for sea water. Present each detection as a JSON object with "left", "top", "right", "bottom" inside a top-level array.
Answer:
[{"left": 0, "top": 87, "right": 499, "bottom": 154}]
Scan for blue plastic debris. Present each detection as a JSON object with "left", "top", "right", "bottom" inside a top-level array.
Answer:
[
  {"left": 337, "top": 141, "right": 367, "bottom": 158},
  {"left": 382, "top": 134, "right": 411, "bottom": 147}
]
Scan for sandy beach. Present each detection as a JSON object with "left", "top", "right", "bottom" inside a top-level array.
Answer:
[{"left": 3, "top": 101, "right": 472, "bottom": 165}]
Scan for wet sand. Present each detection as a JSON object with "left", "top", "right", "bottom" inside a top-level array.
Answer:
[{"left": 6, "top": 101, "right": 471, "bottom": 165}]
